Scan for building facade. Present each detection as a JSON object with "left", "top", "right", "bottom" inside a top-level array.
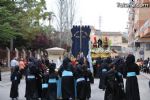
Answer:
[{"left": 128, "top": 0, "right": 150, "bottom": 60}]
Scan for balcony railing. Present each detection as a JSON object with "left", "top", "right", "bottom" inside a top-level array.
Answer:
[{"left": 140, "top": 19, "right": 150, "bottom": 33}]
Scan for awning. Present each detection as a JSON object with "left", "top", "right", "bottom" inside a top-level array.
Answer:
[
  {"left": 134, "top": 38, "right": 150, "bottom": 43},
  {"left": 46, "top": 47, "right": 66, "bottom": 55}
]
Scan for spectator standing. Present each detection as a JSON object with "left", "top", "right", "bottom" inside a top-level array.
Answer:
[
  {"left": 10, "top": 57, "right": 19, "bottom": 75},
  {"left": 10, "top": 66, "right": 22, "bottom": 100}
]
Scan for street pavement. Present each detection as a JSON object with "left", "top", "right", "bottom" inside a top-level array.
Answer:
[{"left": 0, "top": 71, "right": 150, "bottom": 100}]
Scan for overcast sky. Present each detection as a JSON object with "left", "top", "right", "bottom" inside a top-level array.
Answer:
[{"left": 46, "top": 0, "right": 129, "bottom": 32}]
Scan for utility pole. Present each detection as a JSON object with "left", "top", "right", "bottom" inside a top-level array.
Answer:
[
  {"left": 99, "top": 16, "right": 102, "bottom": 38},
  {"left": 99, "top": 16, "right": 101, "bottom": 32},
  {"left": 59, "top": 0, "right": 64, "bottom": 48},
  {"left": 80, "top": 19, "right": 82, "bottom": 52}
]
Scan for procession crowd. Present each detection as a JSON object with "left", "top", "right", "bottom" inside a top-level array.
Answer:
[
  {"left": 9, "top": 54, "right": 142, "bottom": 100},
  {"left": 94, "top": 54, "right": 140, "bottom": 100},
  {"left": 10, "top": 55, "right": 92, "bottom": 100}
]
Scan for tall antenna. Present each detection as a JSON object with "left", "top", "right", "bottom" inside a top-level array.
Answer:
[
  {"left": 99, "top": 16, "right": 101, "bottom": 32},
  {"left": 99, "top": 16, "right": 102, "bottom": 39}
]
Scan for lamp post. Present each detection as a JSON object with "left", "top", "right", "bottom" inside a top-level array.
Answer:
[{"left": 59, "top": 0, "right": 64, "bottom": 48}]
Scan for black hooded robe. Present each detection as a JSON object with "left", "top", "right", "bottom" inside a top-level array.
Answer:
[
  {"left": 61, "top": 69, "right": 75, "bottom": 99},
  {"left": 25, "top": 62, "right": 39, "bottom": 100},
  {"left": 41, "top": 73, "right": 49, "bottom": 100},
  {"left": 47, "top": 72, "right": 58, "bottom": 100},
  {"left": 99, "top": 63, "right": 109, "bottom": 90},
  {"left": 75, "top": 64, "right": 87, "bottom": 100},
  {"left": 58, "top": 58, "right": 75, "bottom": 100},
  {"left": 125, "top": 63, "right": 140, "bottom": 100},
  {"left": 84, "top": 69, "right": 92, "bottom": 99},
  {"left": 124, "top": 54, "right": 140, "bottom": 100}
]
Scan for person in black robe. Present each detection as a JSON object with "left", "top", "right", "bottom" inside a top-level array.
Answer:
[
  {"left": 47, "top": 63, "right": 58, "bottom": 100},
  {"left": 124, "top": 54, "right": 140, "bottom": 100},
  {"left": 36, "top": 59, "right": 45, "bottom": 99},
  {"left": 95, "top": 57, "right": 102, "bottom": 78},
  {"left": 104, "top": 63, "right": 116, "bottom": 100},
  {"left": 114, "top": 58, "right": 126, "bottom": 100},
  {"left": 25, "top": 57, "right": 39, "bottom": 100},
  {"left": 92, "top": 58, "right": 97, "bottom": 78},
  {"left": 41, "top": 60, "right": 49, "bottom": 100},
  {"left": 0, "top": 67, "right": 1, "bottom": 81},
  {"left": 58, "top": 57, "right": 75, "bottom": 100},
  {"left": 104, "top": 60, "right": 125, "bottom": 100},
  {"left": 82, "top": 60, "right": 93, "bottom": 100},
  {"left": 10, "top": 66, "right": 22, "bottom": 100},
  {"left": 104, "top": 58, "right": 126, "bottom": 100},
  {"left": 99, "top": 59, "right": 109, "bottom": 90},
  {"left": 75, "top": 63, "right": 87, "bottom": 100},
  {"left": 41, "top": 73, "right": 49, "bottom": 100}
]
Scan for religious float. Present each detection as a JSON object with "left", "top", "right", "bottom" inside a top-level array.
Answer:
[{"left": 90, "top": 34, "right": 111, "bottom": 59}]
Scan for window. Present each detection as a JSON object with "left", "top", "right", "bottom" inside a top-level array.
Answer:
[
  {"left": 135, "top": 42, "right": 140, "bottom": 47},
  {"left": 146, "top": 44, "right": 150, "bottom": 50},
  {"left": 110, "top": 46, "right": 122, "bottom": 51}
]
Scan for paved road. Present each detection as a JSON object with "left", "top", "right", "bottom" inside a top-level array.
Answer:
[{"left": 0, "top": 72, "right": 150, "bottom": 100}]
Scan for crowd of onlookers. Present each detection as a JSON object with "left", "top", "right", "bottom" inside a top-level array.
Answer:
[{"left": 136, "top": 58, "right": 150, "bottom": 74}]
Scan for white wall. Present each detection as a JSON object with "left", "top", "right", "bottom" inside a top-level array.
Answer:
[{"left": 144, "top": 50, "right": 150, "bottom": 59}]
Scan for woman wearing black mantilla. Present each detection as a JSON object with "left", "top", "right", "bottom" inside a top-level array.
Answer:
[{"left": 125, "top": 54, "right": 140, "bottom": 100}]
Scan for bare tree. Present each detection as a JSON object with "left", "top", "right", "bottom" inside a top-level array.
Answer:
[
  {"left": 55, "top": 0, "right": 76, "bottom": 47},
  {"left": 68, "top": 0, "right": 76, "bottom": 29}
]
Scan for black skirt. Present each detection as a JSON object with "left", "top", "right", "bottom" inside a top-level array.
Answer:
[
  {"left": 25, "top": 79, "right": 39, "bottom": 99},
  {"left": 61, "top": 76, "right": 75, "bottom": 99},
  {"left": 47, "top": 83, "right": 57, "bottom": 100},
  {"left": 125, "top": 76, "right": 140, "bottom": 100},
  {"left": 77, "top": 80, "right": 86, "bottom": 99},
  {"left": 85, "top": 81, "right": 91, "bottom": 99},
  {"left": 104, "top": 79, "right": 125, "bottom": 100},
  {"left": 99, "top": 75, "right": 106, "bottom": 90}
]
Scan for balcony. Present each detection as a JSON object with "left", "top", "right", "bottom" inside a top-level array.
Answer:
[
  {"left": 141, "top": 0, "right": 150, "bottom": 4},
  {"left": 139, "top": 19, "right": 150, "bottom": 37}
]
